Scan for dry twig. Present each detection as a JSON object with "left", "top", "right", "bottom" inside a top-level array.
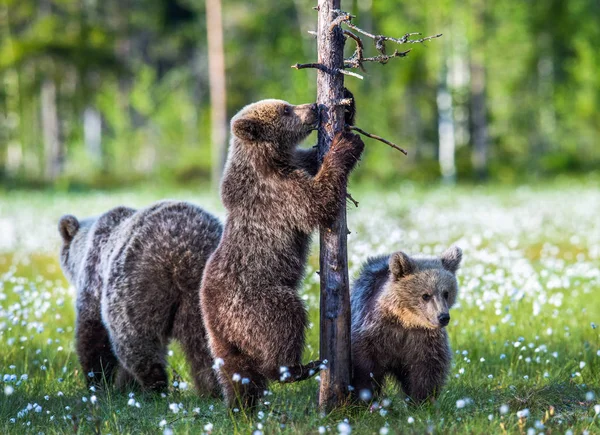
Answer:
[
  {"left": 347, "top": 125, "right": 408, "bottom": 155},
  {"left": 344, "top": 20, "right": 442, "bottom": 49},
  {"left": 291, "top": 63, "right": 363, "bottom": 80},
  {"left": 346, "top": 193, "right": 359, "bottom": 208},
  {"left": 329, "top": 13, "right": 354, "bottom": 32}
]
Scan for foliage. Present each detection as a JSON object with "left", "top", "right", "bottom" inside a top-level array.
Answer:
[{"left": 0, "top": 0, "right": 599, "bottom": 187}]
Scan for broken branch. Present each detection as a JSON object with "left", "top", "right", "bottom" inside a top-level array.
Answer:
[
  {"left": 347, "top": 125, "right": 408, "bottom": 155},
  {"left": 291, "top": 63, "right": 363, "bottom": 80},
  {"left": 346, "top": 192, "right": 359, "bottom": 208},
  {"left": 343, "top": 29, "right": 365, "bottom": 71},
  {"left": 361, "top": 49, "right": 411, "bottom": 64},
  {"left": 329, "top": 13, "right": 354, "bottom": 32},
  {"left": 337, "top": 69, "right": 364, "bottom": 80},
  {"left": 344, "top": 21, "right": 442, "bottom": 48}
]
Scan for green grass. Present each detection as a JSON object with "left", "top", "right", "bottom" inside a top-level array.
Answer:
[{"left": 1, "top": 179, "right": 599, "bottom": 434}]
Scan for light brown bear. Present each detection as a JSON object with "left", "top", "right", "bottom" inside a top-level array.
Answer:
[
  {"left": 59, "top": 201, "right": 222, "bottom": 395},
  {"left": 350, "top": 246, "right": 462, "bottom": 403},
  {"left": 200, "top": 98, "right": 364, "bottom": 409}
]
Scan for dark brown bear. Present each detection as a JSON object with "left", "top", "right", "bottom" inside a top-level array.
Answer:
[
  {"left": 350, "top": 246, "right": 462, "bottom": 403},
  {"left": 200, "top": 98, "right": 364, "bottom": 409},
  {"left": 58, "top": 201, "right": 222, "bottom": 395}
]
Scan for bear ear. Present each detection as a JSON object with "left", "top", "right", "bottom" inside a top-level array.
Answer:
[
  {"left": 389, "top": 251, "right": 414, "bottom": 279},
  {"left": 58, "top": 215, "right": 80, "bottom": 243},
  {"left": 232, "top": 117, "right": 264, "bottom": 142},
  {"left": 441, "top": 245, "right": 462, "bottom": 273}
]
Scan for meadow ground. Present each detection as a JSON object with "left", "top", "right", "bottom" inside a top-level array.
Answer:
[{"left": 1, "top": 178, "right": 599, "bottom": 434}]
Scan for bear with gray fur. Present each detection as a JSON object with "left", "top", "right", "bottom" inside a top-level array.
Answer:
[
  {"left": 200, "top": 98, "right": 364, "bottom": 409},
  {"left": 58, "top": 201, "right": 222, "bottom": 395},
  {"left": 351, "top": 246, "right": 462, "bottom": 403}
]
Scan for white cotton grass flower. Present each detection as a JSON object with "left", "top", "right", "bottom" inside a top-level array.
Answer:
[
  {"left": 204, "top": 422, "right": 214, "bottom": 432},
  {"left": 379, "top": 428, "right": 389, "bottom": 435},
  {"left": 359, "top": 389, "right": 372, "bottom": 401},
  {"left": 127, "top": 398, "right": 135, "bottom": 406},
  {"left": 516, "top": 409, "right": 530, "bottom": 418},
  {"left": 337, "top": 421, "right": 352, "bottom": 434},
  {"left": 169, "top": 403, "right": 180, "bottom": 413},
  {"left": 407, "top": 416, "right": 415, "bottom": 424},
  {"left": 4, "top": 385, "right": 14, "bottom": 396},
  {"left": 232, "top": 373, "right": 241, "bottom": 382},
  {"left": 586, "top": 392, "right": 595, "bottom": 401},
  {"left": 212, "top": 358, "right": 224, "bottom": 370},
  {"left": 500, "top": 404, "right": 509, "bottom": 414},
  {"left": 318, "top": 426, "right": 326, "bottom": 434},
  {"left": 594, "top": 404, "right": 600, "bottom": 415}
]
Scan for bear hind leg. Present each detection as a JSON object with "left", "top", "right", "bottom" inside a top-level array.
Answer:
[
  {"left": 76, "top": 309, "right": 118, "bottom": 387},
  {"left": 210, "top": 336, "right": 266, "bottom": 411},
  {"left": 111, "top": 334, "right": 169, "bottom": 393}
]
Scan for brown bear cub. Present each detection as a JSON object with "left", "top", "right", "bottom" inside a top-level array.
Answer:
[
  {"left": 350, "top": 246, "right": 462, "bottom": 403},
  {"left": 200, "top": 98, "right": 364, "bottom": 409},
  {"left": 58, "top": 201, "right": 222, "bottom": 395}
]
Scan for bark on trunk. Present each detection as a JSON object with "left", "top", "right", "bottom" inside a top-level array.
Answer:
[
  {"left": 316, "top": 0, "right": 351, "bottom": 412},
  {"left": 205, "top": 0, "right": 228, "bottom": 188}
]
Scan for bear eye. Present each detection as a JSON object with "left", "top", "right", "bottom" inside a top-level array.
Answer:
[
  {"left": 443, "top": 291, "right": 449, "bottom": 300},
  {"left": 282, "top": 106, "right": 291, "bottom": 116},
  {"left": 422, "top": 294, "right": 431, "bottom": 302}
]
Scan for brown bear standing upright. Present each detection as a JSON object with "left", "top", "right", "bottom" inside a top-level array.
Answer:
[
  {"left": 350, "top": 246, "right": 462, "bottom": 403},
  {"left": 200, "top": 98, "right": 364, "bottom": 409},
  {"left": 58, "top": 201, "right": 222, "bottom": 395}
]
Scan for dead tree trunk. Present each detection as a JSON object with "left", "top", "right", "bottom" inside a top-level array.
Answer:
[
  {"left": 205, "top": 0, "right": 228, "bottom": 188},
  {"left": 315, "top": 0, "right": 351, "bottom": 412},
  {"left": 293, "top": 2, "right": 439, "bottom": 411}
]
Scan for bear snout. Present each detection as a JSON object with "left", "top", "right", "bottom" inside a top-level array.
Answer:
[{"left": 438, "top": 313, "right": 450, "bottom": 327}]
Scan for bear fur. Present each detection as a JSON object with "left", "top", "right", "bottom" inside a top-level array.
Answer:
[
  {"left": 350, "top": 246, "right": 462, "bottom": 403},
  {"left": 200, "top": 98, "right": 364, "bottom": 409},
  {"left": 58, "top": 201, "right": 222, "bottom": 395}
]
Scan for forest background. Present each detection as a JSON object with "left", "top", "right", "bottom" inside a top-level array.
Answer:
[{"left": 1, "top": 0, "right": 598, "bottom": 190}]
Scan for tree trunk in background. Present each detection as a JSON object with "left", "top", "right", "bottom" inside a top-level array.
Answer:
[
  {"left": 437, "top": 59, "right": 456, "bottom": 183},
  {"left": 83, "top": 107, "right": 102, "bottom": 165},
  {"left": 41, "top": 77, "right": 62, "bottom": 182},
  {"left": 316, "top": 0, "right": 351, "bottom": 412},
  {"left": 205, "top": 0, "right": 227, "bottom": 188},
  {"left": 40, "top": 0, "right": 63, "bottom": 182},
  {"left": 470, "top": 60, "right": 488, "bottom": 180}
]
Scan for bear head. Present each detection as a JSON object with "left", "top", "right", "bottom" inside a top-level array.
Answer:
[
  {"left": 231, "top": 99, "right": 319, "bottom": 154},
  {"left": 58, "top": 215, "right": 92, "bottom": 284},
  {"left": 380, "top": 246, "right": 462, "bottom": 330}
]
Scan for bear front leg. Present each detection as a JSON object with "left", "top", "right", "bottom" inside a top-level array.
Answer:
[
  {"left": 308, "top": 132, "right": 364, "bottom": 226},
  {"left": 399, "top": 334, "right": 451, "bottom": 404},
  {"left": 293, "top": 147, "right": 320, "bottom": 176},
  {"left": 398, "top": 361, "right": 448, "bottom": 404},
  {"left": 351, "top": 354, "right": 382, "bottom": 402}
]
